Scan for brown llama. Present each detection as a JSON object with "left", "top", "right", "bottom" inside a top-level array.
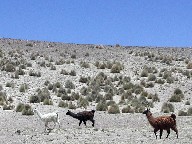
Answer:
[
  {"left": 66, "top": 110, "right": 95, "bottom": 127},
  {"left": 143, "top": 108, "right": 178, "bottom": 139}
]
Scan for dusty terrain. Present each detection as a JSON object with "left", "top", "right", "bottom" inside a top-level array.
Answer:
[{"left": 0, "top": 38, "right": 192, "bottom": 143}]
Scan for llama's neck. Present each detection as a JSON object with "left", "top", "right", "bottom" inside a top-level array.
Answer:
[
  {"left": 68, "top": 111, "right": 78, "bottom": 119},
  {"left": 34, "top": 110, "right": 43, "bottom": 119},
  {"left": 146, "top": 113, "right": 156, "bottom": 127}
]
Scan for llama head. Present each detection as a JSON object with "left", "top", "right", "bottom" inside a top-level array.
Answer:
[
  {"left": 66, "top": 110, "right": 70, "bottom": 115},
  {"left": 142, "top": 108, "right": 151, "bottom": 114}
]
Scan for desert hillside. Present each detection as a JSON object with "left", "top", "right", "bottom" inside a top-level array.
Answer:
[{"left": 0, "top": 38, "right": 192, "bottom": 143}]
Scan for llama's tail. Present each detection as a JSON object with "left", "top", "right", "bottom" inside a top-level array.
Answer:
[{"left": 171, "top": 113, "right": 176, "bottom": 120}]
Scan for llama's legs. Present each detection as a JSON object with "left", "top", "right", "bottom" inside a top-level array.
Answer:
[
  {"left": 57, "top": 120, "right": 60, "bottom": 128},
  {"left": 154, "top": 128, "right": 159, "bottom": 139},
  {"left": 44, "top": 122, "right": 48, "bottom": 132},
  {"left": 171, "top": 126, "right": 178, "bottom": 138},
  {"left": 159, "top": 129, "right": 163, "bottom": 139},
  {"left": 90, "top": 119, "right": 95, "bottom": 127},
  {"left": 166, "top": 129, "right": 170, "bottom": 138},
  {"left": 83, "top": 121, "right": 86, "bottom": 126},
  {"left": 79, "top": 120, "right": 82, "bottom": 126}
]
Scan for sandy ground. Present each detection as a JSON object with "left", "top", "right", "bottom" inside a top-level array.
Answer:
[{"left": 0, "top": 38, "right": 192, "bottom": 143}]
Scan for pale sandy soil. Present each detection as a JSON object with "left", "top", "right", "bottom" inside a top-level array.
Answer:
[{"left": 0, "top": 38, "right": 192, "bottom": 143}]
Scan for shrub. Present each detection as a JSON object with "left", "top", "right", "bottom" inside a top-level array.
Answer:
[
  {"left": 96, "top": 100, "right": 107, "bottom": 111},
  {"left": 71, "top": 92, "right": 80, "bottom": 100},
  {"left": 19, "top": 84, "right": 28, "bottom": 92},
  {"left": 169, "top": 94, "right": 182, "bottom": 102},
  {"left": 69, "top": 70, "right": 76, "bottom": 76},
  {"left": 71, "top": 54, "right": 76, "bottom": 59},
  {"left": 166, "top": 76, "right": 174, "bottom": 84},
  {"left": 58, "top": 101, "right": 68, "bottom": 108},
  {"left": 0, "top": 92, "right": 7, "bottom": 105},
  {"left": 65, "top": 80, "right": 75, "bottom": 89},
  {"left": 26, "top": 43, "right": 33, "bottom": 47},
  {"left": 5, "top": 63, "right": 16, "bottom": 72},
  {"left": 55, "top": 82, "right": 61, "bottom": 88},
  {"left": 152, "top": 93, "right": 160, "bottom": 102},
  {"left": 3, "top": 104, "right": 14, "bottom": 110},
  {"left": 29, "top": 95, "right": 40, "bottom": 103},
  {"left": 17, "top": 68, "right": 25, "bottom": 75},
  {"left": 61, "top": 94, "right": 71, "bottom": 101},
  {"left": 43, "top": 99, "right": 53, "bottom": 105},
  {"left": 161, "top": 102, "right": 174, "bottom": 113},
  {"left": 60, "top": 69, "right": 68, "bottom": 75},
  {"left": 111, "top": 64, "right": 121, "bottom": 73},
  {"left": 104, "top": 93, "right": 113, "bottom": 100},
  {"left": 148, "top": 74, "right": 156, "bottom": 81},
  {"left": 80, "top": 87, "right": 89, "bottom": 96},
  {"left": 68, "top": 102, "right": 76, "bottom": 109},
  {"left": 174, "top": 88, "right": 183, "bottom": 95},
  {"left": 22, "top": 104, "right": 34, "bottom": 115},
  {"left": 50, "top": 65, "right": 56, "bottom": 70},
  {"left": 108, "top": 104, "right": 120, "bottom": 114},
  {"left": 79, "top": 76, "right": 88, "bottom": 83},
  {"left": 187, "top": 107, "right": 192, "bottom": 116},
  {"left": 44, "top": 80, "right": 50, "bottom": 86},
  {"left": 6, "top": 82, "right": 14, "bottom": 88},
  {"left": 122, "top": 105, "right": 134, "bottom": 113},
  {"left": 141, "top": 70, "right": 148, "bottom": 77},
  {"left": 106, "top": 100, "right": 116, "bottom": 106},
  {"left": 48, "top": 84, "right": 54, "bottom": 90},
  {"left": 178, "top": 110, "right": 188, "bottom": 116},
  {"left": 145, "top": 82, "right": 154, "bottom": 88},
  {"left": 37, "top": 88, "right": 50, "bottom": 102},
  {"left": 185, "top": 100, "right": 190, "bottom": 105},
  {"left": 80, "top": 61, "right": 90, "bottom": 68},
  {"left": 156, "top": 79, "right": 165, "bottom": 84},
  {"left": 187, "top": 62, "right": 192, "bottom": 69},
  {"left": 16, "top": 103, "right": 24, "bottom": 112},
  {"left": 77, "top": 97, "right": 89, "bottom": 109}
]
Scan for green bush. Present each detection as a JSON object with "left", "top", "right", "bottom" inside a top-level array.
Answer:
[
  {"left": 5, "top": 63, "right": 16, "bottom": 72},
  {"left": 19, "top": 84, "right": 28, "bottom": 92},
  {"left": 16, "top": 103, "right": 25, "bottom": 112},
  {"left": 185, "top": 100, "right": 190, "bottom": 105},
  {"left": 141, "top": 70, "right": 148, "bottom": 77},
  {"left": 122, "top": 105, "right": 134, "bottom": 113},
  {"left": 187, "top": 107, "right": 192, "bottom": 116},
  {"left": 69, "top": 70, "right": 76, "bottom": 76},
  {"left": 187, "top": 62, "right": 192, "bottom": 69},
  {"left": 29, "top": 95, "right": 40, "bottom": 103},
  {"left": 79, "top": 76, "right": 88, "bottom": 83},
  {"left": 148, "top": 74, "right": 156, "bottom": 81},
  {"left": 161, "top": 102, "right": 174, "bottom": 113},
  {"left": 174, "top": 88, "right": 183, "bottom": 95},
  {"left": 111, "top": 64, "right": 121, "bottom": 73},
  {"left": 96, "top": 101, "right": 107, "bottom": 111},
  {"left": 22, "top": 104, "right": 34, "bottom": 115},
  {"left": 43, "top": 99, "right": 53, "bottom": 105},
  {"left": 77, "top": 97, "right": 89, "bottom": 109},
  {"left": 156, "top": 79, "right": 165, "bottom": 84},
  {"left": 108, "top": 104, "right": 120, "bottom": 114},
  {"left": 68, "top": 102, "right": 76, "bottom": 109},
  {"left": 37, "top": 88, "right": 50, "bottom": 102},
  {"left": 60, "top": 69, "right": 68, "bottom": 75},
  {"left": 80, "top": 61, "right": 90, "bottom": 68},
  {"left": 178, "top": 110, "right": 188, "bottom": 116},
  {"left": 58, "top": 101, "right": 68, "bottom": 108},
  {"left": 169, "top": 94, "right": 182, "bottom": 102},
  {"left": 3, "top": 104, "right": 14, "bottom": 110},
  {"left": 65, "top": 80, "right": 75, "bottom": 89}
]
